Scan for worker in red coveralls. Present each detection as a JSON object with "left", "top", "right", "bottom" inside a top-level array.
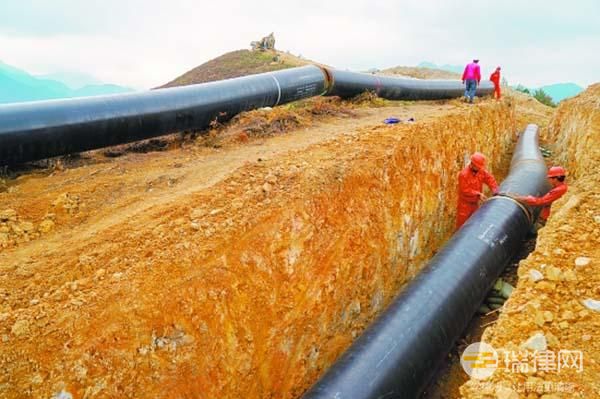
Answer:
[
  {"left": 456, "top": 152, "right": 499, "bottom": 229},
  {"left": 515, "top": 166, "right": 568, "bottom": 230},
  {"left": 489, "top": 67, "right": 501, "bottom": 100}
]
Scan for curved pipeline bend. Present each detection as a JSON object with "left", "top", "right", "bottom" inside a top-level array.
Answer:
[
  {"left": 302, "top": 124, "right": 548, "bottom": 399},
  {"left": 0, "top": 65, "right": 493, "bottom": 165}
]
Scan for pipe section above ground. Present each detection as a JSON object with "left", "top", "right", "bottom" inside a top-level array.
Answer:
[
  {"left": 0, "top": 65, "right": 327, "bottom": 165},
  {"left": 302, "top": 124, "right": 548, "bottom": 399},
  {"left": 325, "top": 69, "right": 494, "bottom": 100},
  {"left": 1, "top": 65, "right": 494, "bottom": 166}
]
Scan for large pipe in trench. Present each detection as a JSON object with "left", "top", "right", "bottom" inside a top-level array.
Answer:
[
  {"left": 0, "top": 66, "right": 492, "bottom": 166},
  {"left": 302, "top": 124, "right": 549, "bottom": 399}
]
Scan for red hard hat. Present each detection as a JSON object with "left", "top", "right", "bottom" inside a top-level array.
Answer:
[
  {"left": 547, "top": 166, "right": 566, "bottom": 178},
  {"left": 470, "top": 152, "right": 486, "bottom": 169}
]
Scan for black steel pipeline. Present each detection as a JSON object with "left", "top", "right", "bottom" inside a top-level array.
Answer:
[
  {"left": 0, "top": 65, "right": 327, "bottom": 165},
  {"left": 325, "top": 69, "right": 494, "bottom": 100},
  {"left": 0, "top": 65, "right": 494, "bottom": 166},
  {"left": 302, "top": 124, "right": 549, "bottom": 399}
]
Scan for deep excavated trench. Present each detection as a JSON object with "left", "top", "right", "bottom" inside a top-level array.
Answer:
[
  {"left": 0, "top": 98, "right": 528, "bottom": 398},
  {"left": 302, "top": 125, "right": 548, "bottom": 398},
  {"left": 0, "top": 67, "right": 548, "bottom": 398}
]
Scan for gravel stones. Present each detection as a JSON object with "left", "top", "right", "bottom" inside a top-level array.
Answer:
[
  {"left": 582, "top": 298, "right": 600, "bottom": 312},
  {"left": 521, "top": 332, "right": 547, "bottom": 352},
  {"left": 574, "top": 256, "right": 591, "bottom": 267},
  {"left": 11, "top": 319, "right": 30, "bottom": 338},
  {"left": 529, "top": 269, "right": 544, "bottom": 281},
  {"left": 0, "top": 209, "right": 17, "bottom": 222}
]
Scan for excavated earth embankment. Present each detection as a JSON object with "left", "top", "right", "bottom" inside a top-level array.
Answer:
[
  {"left": 1, "top": 96, "right": 533, "bottom": 398},
  {"left": 461, "top": 85, "right": 600, "bottom": 398}
]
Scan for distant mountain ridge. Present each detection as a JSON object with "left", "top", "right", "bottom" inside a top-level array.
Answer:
[
  {"left": 0, "top": 61, "right": 134, "bottom": 104},
  {"left": 418, "top": 61, "right": 583, "bottom": 103},
  {"left": 36, "top": 71, "right": 103, "bottom": 90},
  {"left": 536, "top": 83, "right": 583, "bottom": 103},
  {"left": 417, "top": 62, "right": 464, "bottom": 75}
]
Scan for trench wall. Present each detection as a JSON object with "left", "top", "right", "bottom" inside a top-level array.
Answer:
[{"left": 544, "top": 84, "right": 600, "bottom": 180}]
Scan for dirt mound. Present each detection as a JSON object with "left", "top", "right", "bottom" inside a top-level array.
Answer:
[
  {"left": 160, "top": 50, "right": 311, "bottom": 88},
  {"left": 218, "top": 97, "right": 358, "bottom": 142}
]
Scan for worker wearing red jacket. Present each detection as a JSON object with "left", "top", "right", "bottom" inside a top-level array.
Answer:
[
  {"left": 456, "top": 152, "right": 499, "bottom": 229},
  {"left": 489, "top": 67, "right": 501, "bottom": 100},
  {"left": 516, "top": 166, "right": 568, "bottom": 224}
]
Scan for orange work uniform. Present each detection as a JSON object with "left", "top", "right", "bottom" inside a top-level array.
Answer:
[
  {"left": 520, "top": 182, "right": 568, "bottom": 221},
  {"left": 456, "top": 166, "right": 499, "bottom": 229},
  {"left": 490, "top": 71, "right": 501, "bottom": 99}
]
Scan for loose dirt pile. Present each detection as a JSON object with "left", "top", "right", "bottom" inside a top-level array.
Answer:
[
  {"left": 218, "top": 97, "right": 358, "bottom": 143},
  {"left": 461, "top": 85, "right": 600, "bottom": 398},
  {"left": 0, "top": 96, "right": 523, "bottom": 398}
]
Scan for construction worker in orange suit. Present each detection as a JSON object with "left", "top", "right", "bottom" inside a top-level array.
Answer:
[
  {"left": 456, "top": 152, "right": 499, "bottom": 229},
  {"left": 515, "top": 166, "right": 568, "bottom": 228},
  {"left": 489, "top": 67, "right": 501, "bottom": 100}
]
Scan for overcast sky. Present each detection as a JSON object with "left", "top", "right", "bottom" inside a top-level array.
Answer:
[{"left": 0, "top": 0, "right": 598, "bottom": 89}]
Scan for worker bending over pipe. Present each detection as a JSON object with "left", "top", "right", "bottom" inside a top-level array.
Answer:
[{"left": 456, "top": 152, "right": 499, "bottom": 229}]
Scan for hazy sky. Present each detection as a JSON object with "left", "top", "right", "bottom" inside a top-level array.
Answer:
[{"left": 0, "top": 0, "right": 598, "bottom": 89}]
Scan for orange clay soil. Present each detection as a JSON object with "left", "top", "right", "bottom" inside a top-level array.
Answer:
[{"left": 0, "top": 95, "right": 539, "bottom": 398}]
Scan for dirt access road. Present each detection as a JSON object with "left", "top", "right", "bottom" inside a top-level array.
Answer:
[{"left": 0, "top": 101, "right": 455, "bottom": 259}]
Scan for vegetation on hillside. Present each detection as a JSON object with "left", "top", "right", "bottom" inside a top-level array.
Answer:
[
  {"left": 515, "top": 85, "right": 556, "bottom": 107},
  {"left": 199, "top": 93, "right": 395, "bottom": 148},
  {"left": 532, "top": 89, "right": 556, "bottom": 107}
]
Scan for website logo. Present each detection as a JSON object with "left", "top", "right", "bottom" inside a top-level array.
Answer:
[{"left": 460, "top": 342, "right": 498, "bottom": 379}]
